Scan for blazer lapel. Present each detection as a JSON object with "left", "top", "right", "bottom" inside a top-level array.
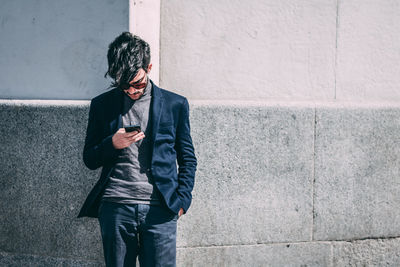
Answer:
[
  {"left": 108, "top": 89, "right": 124, "bottom": 133},
  {"left": 149, "top": 80, "right": 164, "bottom": 145}
]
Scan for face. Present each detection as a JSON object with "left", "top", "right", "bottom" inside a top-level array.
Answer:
[{"left": 122, "top": 68, "right": 148, "bottom": 100}]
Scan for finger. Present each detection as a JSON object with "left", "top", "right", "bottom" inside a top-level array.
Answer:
[
  {"left": 125, "top": 132, "right": 143, "bottom": 141},
  {"left": 133, "top": 132, "right": 145, "bottom": 140},
  {"left": 122, "top": 131, "right": 140, "bottom": 140},
  {"left": 132, "top": 131, "right": 144, "bottom": 138},
  {"left": 131, "top": 133, "right": 145, "bottom": 142},
  {"left": 117, "top": 128, "right": 126, "bottom": 133},
  {"left": 124, "top": 132, "right": 142, "bottom": 141},
  {"left": 125, "top": 130, "right": 140, "bottom": 137}
]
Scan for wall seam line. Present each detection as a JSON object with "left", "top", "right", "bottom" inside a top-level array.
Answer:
[
  {"left": 158, "top": 0, "right": 162, "bottom": 86},
  {"left": 128, "top": 0, "right": 134, "bottom": 33},
  {"left": 177, "top": 235, "right": 400, "bottom": 249},
  {"left": 311, "top": 105, "right": 317, "bottom": 241},
  {"left": 334, "top": 0, "right": 340, "bottom": 100}
]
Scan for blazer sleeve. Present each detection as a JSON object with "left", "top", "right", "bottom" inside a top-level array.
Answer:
[
  {"left": 174, "top": 98, "right": 197, "bottom": 213},
  {"left": 83, "top": 99, "right": 119, "bottom": 170}
]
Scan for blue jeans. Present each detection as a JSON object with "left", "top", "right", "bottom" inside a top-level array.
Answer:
[{"left": 98, "top": 201, "right": 179, "bottom": 267}]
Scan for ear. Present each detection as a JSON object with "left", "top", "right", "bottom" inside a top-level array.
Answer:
[{"left": 147, "top": 63, "right": 153, "bottom": 73}]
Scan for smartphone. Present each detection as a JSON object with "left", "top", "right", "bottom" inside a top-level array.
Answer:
[{"left": 124, "top": 125, "right": 141, "bottom": 133}]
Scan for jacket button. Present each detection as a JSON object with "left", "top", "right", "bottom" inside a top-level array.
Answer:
[{"left": 147, "top": 168, "right": 151, "bottom": 172}]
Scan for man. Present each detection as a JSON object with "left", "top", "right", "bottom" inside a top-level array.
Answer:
[{"left": 77, "top": 32, "right": 197, "bottom": 267}]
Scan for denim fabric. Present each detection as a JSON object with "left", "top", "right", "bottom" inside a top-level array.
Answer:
[{"left": 98, "top": 201, "right": 178, "bottom": 267}]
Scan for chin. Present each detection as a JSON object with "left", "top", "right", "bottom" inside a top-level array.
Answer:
[{"left": 129, "top": 94, "right": 142, "bottom": 100}]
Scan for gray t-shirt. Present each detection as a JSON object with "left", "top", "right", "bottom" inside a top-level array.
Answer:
[{"left": 102, "top": 81, "right": 162, "bottom": 204}]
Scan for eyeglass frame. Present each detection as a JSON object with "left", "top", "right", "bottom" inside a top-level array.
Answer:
[{"left": 119, "top": 72, "right": 148, "bottom": 91}]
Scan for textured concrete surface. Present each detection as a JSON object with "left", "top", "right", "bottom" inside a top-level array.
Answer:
[
  {"left": 332, "top": 237, "right": 400, "bottom": 266},
  {"left": 0, "top": 251, "right": 104, "bottom": 267},
  {"left": 160, "top": 0, "right": 337, "bottom": 101},
  {"left": 177, "top": 242, "right": 332, "bottom": 267},
  {"left": 314, "top": 106, "right": 400, "bottom": 241},
  {"left": 0, "top": 103, "right": 103, "bottom": 260},
  {"left": 336, "top": 0, "right": 400, "bottom": 102},
  {"left": 0, "top": 0, "right": 128, "bottom": 100},
  {"left": 0, "top": 101, "right": 314, "bottom": 256},
  {"left": 1, "top": 101, "right": 400, "bottom": 266},
  {"left": 178, "top": 104, "right": 315, "bottom": 246}
]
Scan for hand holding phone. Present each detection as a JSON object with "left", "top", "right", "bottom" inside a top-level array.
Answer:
[
  {"left": 112, "top": 126, "right": 144, "bottom": 149},
  {"left": 124, "top": 125, "right": 141, "bottom": 133}
]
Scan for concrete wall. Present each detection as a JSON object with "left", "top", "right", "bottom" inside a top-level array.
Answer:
[
  {"left": 1, "top": 0, "right": 400, "bottom": 266},
  {"left": 160, "top": 0, "right": 400, "bottom": 102},
  {"left": 0, "top": 0, "right": 128, "bottom": 100},
  {"left": 0, "top": 101, "right": 399, "bottom": 266},
  {"left": 130, "top": 0, "right": 161, "bottom": 85}
]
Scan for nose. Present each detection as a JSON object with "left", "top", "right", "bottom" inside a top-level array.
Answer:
[{"left": 125, "top": 87, "right": 137, "bottom": 95}]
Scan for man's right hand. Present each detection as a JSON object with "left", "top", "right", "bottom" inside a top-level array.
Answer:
[{"left": 112, "top": 128, "right": 145, "bottom": 149}]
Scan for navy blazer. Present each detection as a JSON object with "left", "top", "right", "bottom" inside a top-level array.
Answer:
[{"left": 78, "top": 81, "right": 197, "bottom": 218}]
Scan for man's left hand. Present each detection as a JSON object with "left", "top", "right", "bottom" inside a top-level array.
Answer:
[{"left": 178, "top": 208, "right": 184, "bottom": 217}]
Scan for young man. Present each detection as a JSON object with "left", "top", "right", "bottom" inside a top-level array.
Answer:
[{"left": 78, "top": 32, "right": 197, "bottom": 267}]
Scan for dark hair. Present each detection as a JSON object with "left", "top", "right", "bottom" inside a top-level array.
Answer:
[{"left": 105, "top": 32, "right": 151, "bottom": 88}]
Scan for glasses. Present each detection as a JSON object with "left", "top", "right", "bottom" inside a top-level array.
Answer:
[{"left": 120, "top": 74, "right": 148, "bottom": 91}]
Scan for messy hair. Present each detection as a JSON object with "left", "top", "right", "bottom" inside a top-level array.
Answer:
[{"left": 105, "top": 32, "right": 151, "bottom": 88}]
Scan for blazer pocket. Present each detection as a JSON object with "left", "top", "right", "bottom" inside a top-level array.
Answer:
[
  {"left": 158, "top": 124, "right": 176, "bottom": 140},
  {"left": 159, "top": 120, "right": 173, "bottom": 128}
]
